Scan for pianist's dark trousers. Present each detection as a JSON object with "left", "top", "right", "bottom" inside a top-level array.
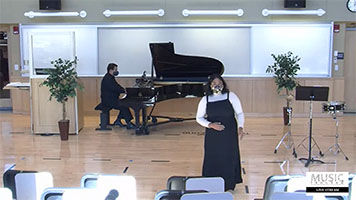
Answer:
[{"left": 107, "top": 101, "right": 133, "bottom": 124}]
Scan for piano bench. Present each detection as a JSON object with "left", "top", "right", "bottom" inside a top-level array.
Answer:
[{"left": 95, "top": 103, "right": 112, "bottom": 131}]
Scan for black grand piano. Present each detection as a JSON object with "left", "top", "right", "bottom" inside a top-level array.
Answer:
[{"left": 121, "top": 42, "right": 224, "bottom": 134}]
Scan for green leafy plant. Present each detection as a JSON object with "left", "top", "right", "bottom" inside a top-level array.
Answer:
[
  {"left": 266, "top": 51, "right": 300, "bottom": 107},
  {"left": 41, "top": 57, "right": 83, "bottom": 120}
]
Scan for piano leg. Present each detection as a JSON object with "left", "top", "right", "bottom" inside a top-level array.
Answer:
[
  {"left": 142, "top": 107, "right": 149, "bottom": 135},
  {"left": 131, "top": 105, "right": 150, "bottom": 135},
  {"left": 133, "top": 107, "right": 142, "bottom": 135}
]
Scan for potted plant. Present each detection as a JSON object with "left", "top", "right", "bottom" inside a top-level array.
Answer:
[
  {"left": 266, "top": 51, "right": 300, "bottom": 125},
  {"left": 41, "top": 57, "right": 82, "bottom": 140}
]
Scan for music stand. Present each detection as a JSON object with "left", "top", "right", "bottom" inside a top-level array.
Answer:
[{"left": 295, "top": 86, "right": 329, "bottom": 167}]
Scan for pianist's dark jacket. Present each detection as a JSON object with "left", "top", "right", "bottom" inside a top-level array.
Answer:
[{"left": 101, "top": 73, "right": 126, "bottom": 110}]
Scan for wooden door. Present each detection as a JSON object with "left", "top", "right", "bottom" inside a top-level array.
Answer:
[{"left": 344, "top": 30, "right": 356, "bottom": 112}]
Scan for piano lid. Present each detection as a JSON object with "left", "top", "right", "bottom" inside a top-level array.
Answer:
[{"left": 149, "top": 42, "right": 224, "bottom": 82}]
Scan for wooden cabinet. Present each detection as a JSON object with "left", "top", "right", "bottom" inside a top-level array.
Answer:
[{"left": 31, "top": 78, "right": 83, "bottom": 134}]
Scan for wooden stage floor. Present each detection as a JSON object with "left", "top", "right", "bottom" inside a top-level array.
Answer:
[{"left": 0, "top": 112, "right": 355, "bottom": 200}]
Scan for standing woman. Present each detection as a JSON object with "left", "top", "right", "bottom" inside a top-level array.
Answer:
[{"left": 196, "top": 74, "right": 246, "bottom": 191}]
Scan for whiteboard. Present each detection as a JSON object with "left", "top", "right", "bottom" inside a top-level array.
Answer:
[
  {"left": 98, "top": 27, "right": 251, "bottom": 76},
  {"left": 31, "top": 32, "right": 75, "bottom": 69},
  {"left": 21, "top": 25, "right": 98, "bottom": 77},
  {"left": 251, "top": 24, "right": 332, "bottom": 77}
]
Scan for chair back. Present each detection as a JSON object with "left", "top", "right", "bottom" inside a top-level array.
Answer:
[
  {"left": 167, "top": 176, "right": 187, "bottom": 191},
  {"left": 62, "top": 188, "right": 103, "bottom": 200},
  {"left": 166, "top": 176, "right": 201, "bottom": 191},
  {"left": 0, "top": 188, "right": 12, "bottom": 200},
  {"left": 15, "top": 172, "right": 53, "bottom": 200},
  {"left": 3, "top": 169, "right": 37, "bottom": 199},
  {"left": 180, "top": 192, "right": 233, "bottom": 200},
  {"left": 270, "top": 192, "right": 313, "bottom": 200},
  {"left": 185, "top": 177, "right": 224, "bottom": 192},
  {"left": 41, "top": 187, "right": 80, "bottom": 200},
  {"left": 80, "top": 173, "right": 100, "bottom": 188},
  {"left": 155, "top": 190, "right": 183, "bottom": 200},
  {"left": 350, "top": 176, "right": 356, "bottom": 200},
  {"left": 97, "top": 175, "right": 136, "bottom": 200}
]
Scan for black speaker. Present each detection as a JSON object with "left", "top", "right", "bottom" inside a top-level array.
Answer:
[
  {"left": 284, "top": 0, "right": 306, "bottom": 8},
  {"left": 39, "top": 0, "right": 61, "bottom": 10}
]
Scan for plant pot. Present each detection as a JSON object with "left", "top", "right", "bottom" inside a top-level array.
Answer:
[
  {"left": 58, "top": 120, "right": 69, "bottom": 141},
  {"left": 283, "top": 107, "right": 292, "bottom": 126}
]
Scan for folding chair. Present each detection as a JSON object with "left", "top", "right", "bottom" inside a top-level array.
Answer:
[
  {"left": 155, "top": 190, "right": 208, "bottom": 200},
  {"left": 166, "top": 176, "right": 201, "bottom": 191},
  {"left": 41, "top": 187, "right": 80, "bottom": 200},
  {"left": 180, "top": 192, "right": 233, "bottom": 200},
  {"left": 350, "top": 176, "right": 356, "bottom": 200},
  {"left": 185, "top": 177, "right": 224, "bottom": 192},
  {"left": 80, "top": 173, "right": 100, "bottom": 188},
  {"left": 262, "top": 175, "right": 303, "bottom": 200},
  {"left": 155, "top": 190, "right": 184, "bottom": 200},
  {"left": 15, "top": 172, "right": 54, "bottom": 200},
  {"left": 270, "top": 192, "right": 313, "bottom": 200},
  {"left": 154, "top": 176, "right": 210, "bottom": 200},
  {"left": 62, "top": 188, "right": 104, "bottom": 200},
  {"left": 97, "top": 175, "right": 136, "bottom": 200},
  {"left": 3, "top": 169, "right": 37, "bottom": 199},
  {"left": 0, "top": 188, "right": 12, "bottom": 200}
]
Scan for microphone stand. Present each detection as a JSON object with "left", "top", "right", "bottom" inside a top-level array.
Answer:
[{"left": 299, "top": 95, "right": 324, "bottom": 167}]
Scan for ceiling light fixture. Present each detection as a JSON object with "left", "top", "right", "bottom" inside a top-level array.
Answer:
[
  {"left": 262, "top": 9, "right": 326, "bottom": 16},
  {"left": 24, "top": 10, "right": 87, "bottom": 18},
  {"left": 103, "top": 9, "right": 165, "bottom": 17}
]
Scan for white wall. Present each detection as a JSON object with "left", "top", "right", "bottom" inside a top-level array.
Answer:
[{"left": 21, "top": 23, "right": 332, "bottom": 77}]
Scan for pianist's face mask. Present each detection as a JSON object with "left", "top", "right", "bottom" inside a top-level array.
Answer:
[{"left": 113, "top": 71, "right": 119, "bottom": 76}]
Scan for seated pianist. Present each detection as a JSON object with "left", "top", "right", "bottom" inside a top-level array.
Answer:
[{"left": 100, "top": 63, "right": 135, "bottom": 129}]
